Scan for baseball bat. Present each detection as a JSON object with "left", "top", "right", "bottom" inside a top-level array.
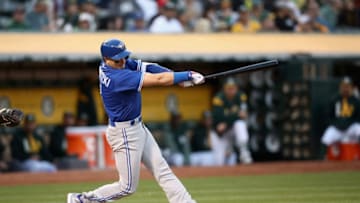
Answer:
[{"left": 204, "top": 60, "right": 278, "bottom": 79}]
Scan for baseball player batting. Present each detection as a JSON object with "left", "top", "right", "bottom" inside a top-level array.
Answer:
[{"left": 67, "top": 38, "right": 203, "bottom": 203}]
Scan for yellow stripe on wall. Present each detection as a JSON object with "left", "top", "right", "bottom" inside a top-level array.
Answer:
[
  {"left": 141, "top": 85, "right": 212, "bottom": 121},
  {"left": 0, "top": 88, "right": 77, "bottom": 124},
  {"left": 1, "top": 85, "right": 212, "bottom": 124}
]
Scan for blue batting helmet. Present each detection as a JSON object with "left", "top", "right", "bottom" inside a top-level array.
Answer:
[{"left": 100, "top": 39, "right": 131, "bottom": 60}]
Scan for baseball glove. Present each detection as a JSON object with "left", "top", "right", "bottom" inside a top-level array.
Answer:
[{"left": 0, "top": 108, "right": 24, "bottom": 127}]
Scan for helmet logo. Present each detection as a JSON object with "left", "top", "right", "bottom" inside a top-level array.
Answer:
[{"left": 117, "top": 44, "right": 124, "bottom": 49}]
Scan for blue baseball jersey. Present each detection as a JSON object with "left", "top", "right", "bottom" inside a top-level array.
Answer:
[{"left": 99, "top": 58, "right": 171, "bottom": 122}]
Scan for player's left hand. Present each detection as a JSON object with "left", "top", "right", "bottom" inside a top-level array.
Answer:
[
  {"left": 191, "top": 71, "right": 205, "bottom": 85},
  {"left": 179, "top": 81, "right": 194, "bottom": 88},
  {"left": 0, "top": 108, "right": 24, "bottom": 127}
]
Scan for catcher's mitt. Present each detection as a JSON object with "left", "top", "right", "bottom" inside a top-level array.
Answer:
[{"left": 0, "top": 108, "right": 24, "bottom": 127}]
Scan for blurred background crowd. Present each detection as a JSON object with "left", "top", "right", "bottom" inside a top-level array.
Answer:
[{"left": 0, "top": 0, "right": 359, "bottom": 33}]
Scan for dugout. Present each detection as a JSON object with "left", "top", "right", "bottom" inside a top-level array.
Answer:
[{"left": 0, "top": 33, "right": 359, "bottom": 162}]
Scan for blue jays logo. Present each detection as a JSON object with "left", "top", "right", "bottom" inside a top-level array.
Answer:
[{"left": 117, "top": 44, "right": 124, "bottom": 49}]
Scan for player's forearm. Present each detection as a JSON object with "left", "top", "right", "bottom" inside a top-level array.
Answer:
[{"left": 142, "top": 71, "right": 191, "bottom": 87}]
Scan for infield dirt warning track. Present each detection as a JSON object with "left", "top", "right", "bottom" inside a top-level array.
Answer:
[{"left": 1, "top": 161, "right": 359, "bottom": 186}]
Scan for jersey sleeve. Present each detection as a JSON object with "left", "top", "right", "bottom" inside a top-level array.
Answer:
[
  {"left": 125, "top": 59, "right": 142, "bottom": 71},
  {"left": 111, "top": 69, "right": 145, "bottom": 92},
  {"left": 145, "top": 62, "right": 172, "bottom": 73},
  {"left": 126, "top": 58, "right": 171, "bottom": 73}
]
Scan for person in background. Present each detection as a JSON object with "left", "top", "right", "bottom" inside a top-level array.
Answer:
[
  {"left": 274, "top": 1, "right": 298, "bottom": 31},
  {"left": 321, "top": 77, "right": 360, "bottom": 156},
  {"left": 25, "top": 0, "right": 50, "bottom": 31},
  {"left": 107, "top": 0, "right": 142, "bottom": 28},
  {"left": 164, "top": 112, "right": 191, "bottom": 166},
  {"left": 216, "top": 0, "right": 238, "bottom": 31},
  {"left": 7, "top": 7, "right": 29, "bottom": 31},
  {"left": 211, "top": 77, "right": 253, "bottom": 165},
  {"left": 126, "top": 13, "right": 147, "bottom": 32},
  {"left": 251, "top": 0, "right": 277, "bottom": 32},
  {"left": 296, "top": 1, "right": 329, "bottom": 33},
  {"left": 76, "top": 12, "right": 96, "bottom": 31},
  {"left": 178, "top": 0, "right": 203, "bottom": 31},
  {"left": 58, "top": 3, "right": 79, "bottom": 32},
  {"left": 49, "top": 112, "right": 75, "bottom": 160},
  {"left": 231, "top": 6, "right": 261, "bottom": 33},
  {"left": 194, "top": 3, "right": 217, "bottom": 33},
  {"left": 10, "top": 114, "right": 56, "bottom": 172},
  {"left": 338, "top": 0, "right": 358, "bottom": 29},
  {"left": 319, "top": 0, "right": 343, "bottom": 31},
  {"left": 190, "top": 111, "right": 216, "bottom": 166},
  {"left": 149, "top": 2, "right": 184, "bottom": 33},
  {"left": 76, "top": 76, "right": 98, "bottom": 125}
]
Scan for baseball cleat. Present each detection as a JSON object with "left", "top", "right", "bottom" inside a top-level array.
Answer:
[{"left": 67, "top": 193, "right": 86, "bottom": 203}]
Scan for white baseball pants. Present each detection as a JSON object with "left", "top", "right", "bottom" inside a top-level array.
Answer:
[
  {"left": 321, "top": 123, "right": 360, "bottom": 146},
  {"left": 88, "top": 120, "right": 196, "bottom": 203},
  {"left": 211, "top": 120, "right": 252, "bottom": 165}
]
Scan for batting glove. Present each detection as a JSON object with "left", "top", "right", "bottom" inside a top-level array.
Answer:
[{"left": 191, "top": 72, "right": 205, "bottom": 85}]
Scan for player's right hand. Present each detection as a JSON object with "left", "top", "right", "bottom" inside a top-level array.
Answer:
[{"left": 191, "top": 71, "right": 205, "bottom": 85}]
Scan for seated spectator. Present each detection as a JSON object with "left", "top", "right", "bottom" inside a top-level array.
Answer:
[
  {"left": 7, "top": 7, "right": 29, "bottom": 31},
  {"left": 25, "top": 0, "right": 50, "bottom": 31},
  {"left": 261, "top": 13, "right": 277, "bottom": 31},
  {"left": 77, "top": 12, "right": 96, "bottom": 31},
  {"left": 126, "top": 13, "right": 146, "bottom": 32},
  {"left": 194, "top": 3, "right": 217, "bottom": 33},
  {"left": 178, "top": 0, "right": 203, "bottom": 31},
  {"left": 135, "top": 0, "right": 158, "bottom": 22},
  {"left": 10, "top": 114, "right": 56, "bottom": 172},
  {"left": 80, "top": 0, "right": 98, "bottom": 16},
  {"left": 149, "top": 2, "right": 184, "bottom": 33},
  {"left": 338, "top": 0, "right": 358, "bottom": 29},
  {"left": 58, "top": 3, "right": 79, "bottom": 32},
  {"left": 297, "top": 2, "right": 329, "bottom": 33},
  {"left": 104, "top": 15, "right": 124, "bottom": 31},
  {"left": 319, "top": 0, "right": 343, "bottom": 31},
  {"left": 251, "top": 0, "right": 277, "bottom": 32},
  {"left": 216, "top": 0, "right": 238, "bottom": 31},
  {"left": 231, "top": 6, "right": 261, "bottom": 33},
  {"left": 106, "top": 0, "right": 142, "bottom": 29},
  {"left": 190, "top": 111, "right": 216, "bottom": 166},
  {"left": 276, "top": 0, "right": 302, "bottom": 20},
  {"left": 274, "top": 2, "right": 298, "bottom": 31},
  {"left": 321, "top": 77, "right": 360, "bottom": 156}
]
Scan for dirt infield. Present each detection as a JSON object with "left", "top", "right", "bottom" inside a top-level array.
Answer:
[{"left": 1, "top": 161, "right": 360, "bottom": 186}]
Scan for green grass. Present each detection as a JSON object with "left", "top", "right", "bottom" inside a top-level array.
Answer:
[{"left": 0, "top": 171, "right": 359, "bottom": 203}]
